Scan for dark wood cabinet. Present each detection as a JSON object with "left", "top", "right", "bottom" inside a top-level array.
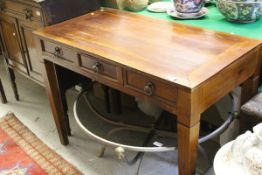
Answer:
[
  {"left": 0, "top": 0, "right": 45, "bottom": 84},
  {"left": 18, "top": 19, "right": 44, "bottom": 83},
  {"left": 0, "top": 14, "right": 28, "bottom": 75},
  {"left": 0, "top": 0, "right": 100, "bottom": 88}
]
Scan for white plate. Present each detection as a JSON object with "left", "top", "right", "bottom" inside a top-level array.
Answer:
[
  {"left": 214, "top": 141, "right": 252, "bottom": 175},
  {"left": 166, "top": 7, "right": 208, "bottom": 19},
  {"left": 147, "top": 1, "right": 173, "bottom": 13}
]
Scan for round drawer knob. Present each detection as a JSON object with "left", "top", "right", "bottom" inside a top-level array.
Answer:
[
  {"left": 144, "top": 82, "right": 154, "bottom": 96},
  {"left": 53, "top": 47, "right": 63, "bottom": 57},
  {"left": 24, "top": 8, "right": 33, "bottom": 20},
  {"left": 92, "top": 62, "right": 103, "bottom": 73}
]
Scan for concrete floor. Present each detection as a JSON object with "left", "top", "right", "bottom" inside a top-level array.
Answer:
[{"left": 0, "top": 58, "right": 216, "bottom": 175}]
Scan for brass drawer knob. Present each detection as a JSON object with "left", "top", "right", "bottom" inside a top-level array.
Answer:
[
  {"left": 144, "top": 82, "right": 154, "bottom": 96},
  {"left": 24, "top": 8, "right": 33, "bottom": 20},
  {"left": 92, "top": 62, "right": 103, "bottom": 73},
  {"left": 53, "top": 47, "right": 63, "bottom": 57}
]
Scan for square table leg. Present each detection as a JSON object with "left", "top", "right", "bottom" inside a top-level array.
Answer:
[
  {"left": 43, "top": 60, "right": 69, "bottom": 145},
  {"left": 5, "top": 67, "right": 19, "bottom": 101},
  {"left": 177, "top": 121, "right": 200, "bottom": 175}
]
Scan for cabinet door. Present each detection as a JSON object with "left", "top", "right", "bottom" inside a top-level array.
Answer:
[
  {"left": 18, "top": 20, "right": 44, "bottom": 84},
  {"left": 0, "top": 15, "right": 28, "bottom": 74}
]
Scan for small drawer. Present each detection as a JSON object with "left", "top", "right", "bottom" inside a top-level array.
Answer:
[
  {"left": 78, "top": 53, "right": 118, "bottom": 81},
  {"left": 125, "top": 70, "right": 178, "bottom": 104},
  {"left": 4, "top": 0, "right": 42, "bottom": 21},
  {"left": 42, "top": 40, "right": 77, "bottom": 64}
]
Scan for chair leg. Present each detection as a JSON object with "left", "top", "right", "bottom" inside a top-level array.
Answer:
[
  {"left": 61, "top": 89, "right": 71, "bottom": 136},
  {"left": 6, "top": 67, "right": 19, "bottom": 101},
  {"left": 109, "top": 89, "right": 122, "bottom": 114},
  {"left": 102, "top": 85, "right": 111, "bottom": 113},
  {"left": 0, "top": 78, "right": 7, "bottom": 103}
]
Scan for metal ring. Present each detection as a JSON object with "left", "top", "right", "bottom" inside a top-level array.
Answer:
[
  {"left": 74, "top": 88, "right": 236, "bottom": 152},
  {"left": 73, "top": 89, "right": 176, "bottom": 153}
]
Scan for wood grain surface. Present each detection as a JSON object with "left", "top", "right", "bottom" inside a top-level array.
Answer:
[{"left": 34, "top": 8, "right": 261, "bottom": 89}]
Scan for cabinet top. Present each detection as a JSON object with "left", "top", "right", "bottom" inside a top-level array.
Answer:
[{"left": 34, "top": 8, "right": 261, "bottom": 89}]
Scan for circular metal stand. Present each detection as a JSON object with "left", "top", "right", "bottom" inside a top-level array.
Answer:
[{"left": 73, "top": 84, "right": 237, "bottom": 174}]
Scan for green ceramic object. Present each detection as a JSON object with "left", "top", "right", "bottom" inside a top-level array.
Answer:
[
  {"left": 216, "top": 0, "right": 262, "bottom": 23},
  {"left": 125, "top": 0, "right": 149, "bottom": 11}
]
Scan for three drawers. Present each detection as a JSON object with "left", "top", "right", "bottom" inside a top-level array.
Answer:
[
  {"left": 40, "top": 39, "right": 177, "bottom": 105},
  {"left": 125, "top": 70, "right": 178, "bottom": 104}
]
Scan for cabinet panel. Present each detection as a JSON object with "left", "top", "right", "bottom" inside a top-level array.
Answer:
[
  {"left": 19, "top": 20, "right": 43, "bottom": 83},
  {"left": 0, "top": 15, "right": 27, "bottom": 74},
  {"left": 4, "top": 0, "right": 42, "bottom": 21}
]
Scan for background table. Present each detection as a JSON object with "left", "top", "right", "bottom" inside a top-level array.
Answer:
[{"left": 137, "top": 4, "right": 262, "bottom": 40}]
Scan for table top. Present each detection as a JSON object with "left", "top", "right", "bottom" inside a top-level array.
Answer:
[
  {"left": 34, "top": 8, "right": 261, "bottom": 89},
  {"left": 137, "top": 4, "right": 262, "bottom": 40}
]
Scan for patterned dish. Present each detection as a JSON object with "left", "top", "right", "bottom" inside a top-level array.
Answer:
[
  {"left": 167, "top": 7, "right": 208, "bottom": 19},
  {"left": 215, "top": 123, "right": 262, "bottom": 175},
  {"left": 216, "top": 0, "right": 262, "bottom": 23},
  {"left": 214, "top": 141, "right": 249, "bottom": 175}
]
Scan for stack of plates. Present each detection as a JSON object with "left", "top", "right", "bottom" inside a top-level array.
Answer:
[
  {"left": 147, "top": 1, "right": 173, "bottom": 12},
  {"left": 166, "top": 7, "right": 208, "bottom": 19}
]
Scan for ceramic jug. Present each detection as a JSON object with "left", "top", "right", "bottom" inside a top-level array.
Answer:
[{"left": 174, "top": 0, "right": 204, "bottom": 13}]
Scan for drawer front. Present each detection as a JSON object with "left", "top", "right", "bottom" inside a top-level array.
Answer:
[
  {"left": 79, "top": 53, "right": 119, "bottom": 81},
  {"left": 4, "top": 0, "right": 42, "bottom": 21},
  {"left": 125, "top": 70, "right": 178, "bottom": 104},
  {"left": 42, "top": 40, "right": 77, "bottom": 64}
]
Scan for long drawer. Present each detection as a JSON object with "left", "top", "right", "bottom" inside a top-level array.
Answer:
[
  {"left": 42, "top": 40, "right": 78, "bottom": 65},
  {"left": 124, "top": 70, "right": 178, "bottom": 105},
  {"left": 78, "top": 53, "right": 121, "bottom": 83}
]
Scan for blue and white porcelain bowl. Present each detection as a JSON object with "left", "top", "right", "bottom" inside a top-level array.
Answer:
[
  {"left": 174, "top": 0, "right": 205, "bottom": 13},
  {"left": 216, "top": 0, "right": 262, "bottom": 23}
]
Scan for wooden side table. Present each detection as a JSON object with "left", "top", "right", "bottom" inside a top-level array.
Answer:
[{"left": 34, "top": 8, "right": 262, "bottom": 175}]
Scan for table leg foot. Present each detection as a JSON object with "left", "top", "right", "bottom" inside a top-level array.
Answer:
[
  {"left": 7, "top": 68, "right": 19, "bottom": 101},
  {"left": 177, "top": 122, "right": 200, "bottom": 175},
  {"left": 0, "top": 78, "right": 7, "bottom": 103}
]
